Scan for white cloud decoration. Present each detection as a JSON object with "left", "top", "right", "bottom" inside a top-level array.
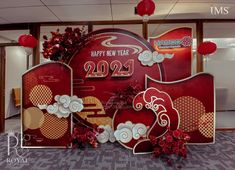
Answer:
[
  {"left": 132, "top": 123, "right": 147, "bottom": 140},
  {"left": 138, "top": 50, "right": 174, "bottom": 66},
  {"left": 114, "top": 121, "right": 148, "bottom": 143},
  {"left": 38, "top": 95, "right": 83, "bottom": 118},
  {"left": 114, "top": 127, "right": 132, "bottom": 143},
  {"left": 96, "top": 125, "right": 116, "bottom": 143}
]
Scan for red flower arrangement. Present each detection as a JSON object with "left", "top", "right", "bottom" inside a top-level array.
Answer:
[
  {"left": 68, "top": 123, "right": 104, "bottom": 149},
  {"left": 105, "top": 83, "right": 141, "bottom": 110},
  {"left": 42, "top": 26, "right": 92, "bottom": 63},
  {"left": 150, "top": 127, "right": 190, "bottom": 166}
]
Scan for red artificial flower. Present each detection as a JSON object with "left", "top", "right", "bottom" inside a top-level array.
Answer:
[
  {"left": 162, "top": 146, "right": 171, "bottom": 155},
  {"left": 150, "top": 128, "right": 190, "bottom": 165},
  {"left": 179, "top": 147, "right": 187, "bottom": 158},
  {"left": 149, "top": 135, "right": 158, "bottom": 146},
  {"left": 105, "top": 83, "right": 141, "bottom": 110},
  {"left": 67, "top": 123, "right": 102, "bottom": 149},
  {"left": 183, "top": 134, "right": 191, "bottom": 141},
  {"left": 173, "top": 129, "right": 183, "bottom": 139},
  {"left": 43, "top": 35, "right": 48, "bottom": 40},
  {"left": 154, "top": 147, "right": 162, "bottom": 157},
  {"left": 166, "top": 135, "right": 173, "bottom": 143},
  {"left": 42, "top": 26, "right": 92, "bottom": 62},
  {"left": 173, "top": 147, "right": 179, "bottom": 154},
  {"left": 158, "top": 138, "right": 165, "bottom": 147},
  {"left": 65, "top": 27, "right": 73, "bottom": 33},
  {"left": 178, "top": 140, "right": 185, "bottom": 147}
]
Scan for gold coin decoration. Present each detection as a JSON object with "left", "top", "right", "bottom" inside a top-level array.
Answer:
[
  {"left": 198, "top": 112, "right": 214, "bottom": 138},
  {"left": 40, "top": 113, "right": 68, "bottom": 139},
  {"left": 29, "top": 85, "right": 53, "bottom": 106},
  {"left": 173, "top": 96, "right": 205, "bottom": 132},
  {"left": 23, "top": 107, "right": 45, "bottom": 130}
]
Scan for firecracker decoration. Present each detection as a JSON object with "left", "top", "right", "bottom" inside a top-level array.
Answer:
[{"left": 42, "top": 26, "right": 92, "bottom": 63}]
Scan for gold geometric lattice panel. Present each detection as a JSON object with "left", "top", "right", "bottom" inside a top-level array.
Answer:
[
  {"left": 24, "top": 74, "right": 38, "bottom": 105},
  {"left": 29, "top": 85, "right": 53, "bottom": 106},
  {"left": 23, "top": 107, "right": 45, "bottom": 130},
  {"left": 77, "top": 96, "right": 112, "bottom": 126},
  {"left": 40, "top": 113, "right": 68, "bottom": 139},
  {"left": 173, "top": 96, "right": 206, "bottom": 132},
  {"left": 198, "top": 112, "right": 214, "bottom": 138}
]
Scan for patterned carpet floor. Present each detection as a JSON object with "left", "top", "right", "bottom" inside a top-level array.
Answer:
[{"left": 0, "top": 131, "right": 234, "bottom": 170}]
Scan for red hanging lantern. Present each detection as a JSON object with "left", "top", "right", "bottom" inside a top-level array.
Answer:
[
  {"left": 18, "top": 34, "right": 38, "bottom": 48},
  {"left": 137, "top": 0, "right": 155, "bottom": 22},
  {"left": 18, "top": 34, "right": 27, "bottom": 46},
  {"left": 198, "top": 41, "right": 217, "bottom": 55}
]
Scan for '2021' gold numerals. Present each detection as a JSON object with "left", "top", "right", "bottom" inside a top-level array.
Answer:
[{"left": 84, "top": 59, "right": 134, "bottom": 78}]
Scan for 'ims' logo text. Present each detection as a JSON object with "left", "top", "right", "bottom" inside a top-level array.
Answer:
[{"left": 211, "top": 7, "right": 229, "bottom": 15}]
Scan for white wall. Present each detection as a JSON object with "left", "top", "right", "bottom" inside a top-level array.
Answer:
[
  {"left": 216, "top": 111, "right": 235, "bottom": 129},
  {"left": 204, "top": 48, "right": 235, "bottom": 128},
  {"left": 5, "top": 46, "right": 27, "bottom": 118},
  {"left": 205, "top": 48, "right": 235, "bottom": 111}
]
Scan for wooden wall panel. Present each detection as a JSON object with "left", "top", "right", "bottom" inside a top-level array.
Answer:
[{"left": 0, "top": 47, "right": 5, "bottom": 133}]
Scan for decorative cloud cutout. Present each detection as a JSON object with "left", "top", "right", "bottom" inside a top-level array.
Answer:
[
  {"left": 114, "top": 121, "right": 148, "bottom": 143},
  {"left": 132, "top": 123, "right": 147, "bottom": 140},
  {"left": 96, "top": 125, "right": 116, "bottom": 143},
  {"left": 138, "top": 50, "right": 174, "bottom": 66},
  {"left": 96, "top": 129, "right": 109, "bottom": 143},
  {"left": 117, "top": 121, "right": 134, "bottom": 130},
  {"left": 114, "top": 127, "right": 132, "bottom": 143},
  {"left": 38, "top": 95, "right": 83, "bottom": 118}
]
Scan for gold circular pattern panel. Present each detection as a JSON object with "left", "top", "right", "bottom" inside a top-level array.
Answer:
[
  {"left": 29, "top": 85, "right": 53, "bottom": 106},
  {"left": 24, "top": 74, "right": 38, "bottom": 105},
  {"left": 198, "top": 112, "right": 214, "bottom": 138},
  {"left": 40, "top": 113, "right": 68, "bottom": 139},
  {"left": 23, "top": 107, "right": 45, "bottom": 130},
  {"left": 173, "top": 96, "right": 206, "bottom": 132}
]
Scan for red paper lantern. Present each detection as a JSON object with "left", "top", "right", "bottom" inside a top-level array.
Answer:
[
  {"left": 198, "top": 41, "right": 217, "bottom": 55},
  {"left": 18, "top": 34, "right": 27, "bottom": 45},
  {"left": 18, "top": 34, "right": 38, "bottom": 48},
  {"left": 137, "top": 0, "right": 155, "bottom": 19}
]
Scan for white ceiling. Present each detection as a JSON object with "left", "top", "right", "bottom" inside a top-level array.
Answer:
[
  {"left": 0, "top": 0, "right": 235, "bottom": 24},
  {"left": 1, "top": 0, "right": 235, "bottom": 49}
]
